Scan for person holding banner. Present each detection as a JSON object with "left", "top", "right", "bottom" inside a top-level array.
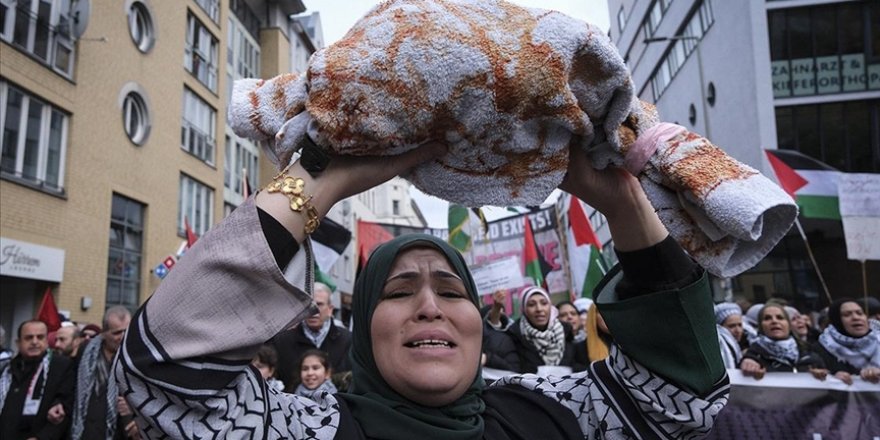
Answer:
[
  {"left": 814, "top": 298, "right": 880, "bottom": 385},
  {"left": 114, "top": 140, "right": 729, "bottom": 439},
  {"left": 740, "top": 304, "right": 828, "bottom": 380}
]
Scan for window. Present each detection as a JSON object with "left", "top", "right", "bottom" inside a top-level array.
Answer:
[
  {"left": 128, "top": 1, "right": 155, "bottom": 53},
  {"left": 0, "top": 81, "right": 67, "bottom": 192},
  {"left": 648, "top": 1, "right": 714, "bottom": 101},
  {"left": 392, "top": 200, "right": 400, "bottom": 215},
  {"left": 181, "top": 88, "right": 216, "bottom": 164},
  {"left": 223, "top": 136, "right": 257, "bottom": 197},
  {"left": 123, "top": 92, "right": 149, "bottom": 145},
  {"left": 185, "top": 13, "right": 218, "bottom": 92},
  {"left": 194, "top": 0, "right": 219, "bottom": 23},
  {"left": 230, "top": 0, "right": 260, "bottom": 41},
  {"left": 617, "top": 6, "right": 626, "bottom": 33},
  {"left": 107, "top": 194, "right": 145, "bottom": 310},
  {"left": 0, "top": 0, "right": 75, "bottom": 77},
  {"left": 179, "top": 174, "right": 214, "bottom": 236}
]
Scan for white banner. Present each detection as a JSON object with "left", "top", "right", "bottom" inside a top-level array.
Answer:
[{"left": 838, "top": 173, "right": 880, "bottom": 261}]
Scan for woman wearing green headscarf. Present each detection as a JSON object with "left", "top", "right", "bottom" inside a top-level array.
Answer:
[{"left": 114, "top": 141, "right": 729, "bottom": 439}]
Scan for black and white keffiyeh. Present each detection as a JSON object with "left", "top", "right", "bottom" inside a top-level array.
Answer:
[
  {"left": 819, "top": 325, "right": 880, "bottom": 370},
  {"left": 71, "top": 335, "right": 117, "bottom": 440},
  {"left": 716, "top": 325, "right": 743, "bottom": 369},
  {"left": 754, "top": 334, "right": 799, "bottom": 365},
  {"left": 520, "top": 317, "right": 566, "bottom": 367},
  {"left": 0, "top": 353, "right": 50, "bottom": 416},
  {"left": 294, "top": 379, "right": 338, "bottom": 400}
]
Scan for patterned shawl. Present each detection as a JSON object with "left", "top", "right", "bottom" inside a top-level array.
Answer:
[
  {"left": 819, "top": 325, "right": 880, "bottom": 370},
  {"left": 71, "top": 335, "right": 117, "bottom": 440}
]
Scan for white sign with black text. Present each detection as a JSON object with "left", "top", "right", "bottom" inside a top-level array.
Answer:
[{"left": 0, "top": 237, "right": 65, "bottom": 282}]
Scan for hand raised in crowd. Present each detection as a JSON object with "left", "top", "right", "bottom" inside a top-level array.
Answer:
[
  {"left": 560, "top": 144, "right": 666, "bottom": 251},
  {"left": 118, "top": 396, "right": 133, "bottom": 417},
  {"left": 46, "top": 403, "right": 65, "bottom": 425},
  {"left": 860, "top": 366, "right": 880, "bottom": 383},
  {"left": 740, "top": 358, "right": 766, "bottom": 380},
  {"left": 809, "top": 367, "right": 828, "bottom": 381},
  {"left": 488, "top": 290, "right": 507, "bottom": 327}
]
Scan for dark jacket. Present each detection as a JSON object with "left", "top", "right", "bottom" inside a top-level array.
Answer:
[
  {"left": 812, "top": 342, "right": 861, "bottom": 375},
  {"left": 743, "top": 342, "right": 825, "bottom": 373},
  {"left": 486, "top": 318, "right": 582, "bottom": 374},
  {"left": 273, "top": 323, "right": 351, "bottom": 386},
  {"left": 481, "top": 315, "right": 519, "bottom": 372},
  {"left": 0, "top": 352, "right": 74, "bottom": 440}
]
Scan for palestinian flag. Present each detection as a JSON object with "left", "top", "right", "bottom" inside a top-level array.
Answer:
[
  {"left": 765, "top": 149, "right": 841, "bottom": 220},
  {"left": 448, "top": 204, "right": 487, "bottom": 252},
  {"left": 311, "top": 217, "right": 352, "bottom": 291},
  {"left": 566, "top": 195, "right": 605, "bottom": 299},
  {"left": 523, "top": 215, "right": 552, "bottom": 289}
]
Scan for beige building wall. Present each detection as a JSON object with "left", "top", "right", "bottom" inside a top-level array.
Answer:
[{"left": 1, "top": 0, "right": 301, "bottom": 334}]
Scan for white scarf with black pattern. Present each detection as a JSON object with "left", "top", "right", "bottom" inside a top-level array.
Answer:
[
  {"left": 0, "top": 352, "right": 51, "bottom": 416},
  {"left": 71, "top": 335, "right": 117, "bottom": 440},
  {"left": 754, "top": 334, "right": 799, "bottom": 365},
  {"left": 819, "top": 325, "right": 880, "bottom": 369},
  {"left": 520, "top": 318, "right": 565, "bottom": 366}
]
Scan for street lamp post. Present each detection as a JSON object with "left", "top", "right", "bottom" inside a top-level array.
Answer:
[{"left": 644, "top": 35, "right": 711, "bottom": 139}]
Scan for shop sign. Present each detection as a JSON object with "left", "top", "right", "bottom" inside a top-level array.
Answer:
[{"left": 0, "top": 237, "right": 65, "bottom": 282}]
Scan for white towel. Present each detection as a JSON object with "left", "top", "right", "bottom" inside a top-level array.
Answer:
[{"left": 228, "top": 0, "right": 796, "bottom": 277}]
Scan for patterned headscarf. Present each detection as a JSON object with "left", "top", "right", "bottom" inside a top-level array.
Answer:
[{"left": 714, "top": 302, "right": 741, "bottom": 326}]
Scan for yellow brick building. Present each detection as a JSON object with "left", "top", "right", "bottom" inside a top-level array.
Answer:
[{"left": 0, "top": 0, "right": 305, "bottom": 337}]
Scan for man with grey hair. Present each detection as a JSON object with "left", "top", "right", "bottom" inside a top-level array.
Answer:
[
  {"left": 273, "top": 282, "right": 352, "bottom": 386},
  {"left": 70, "top": 306, "right": 139, "bottom": 439}
]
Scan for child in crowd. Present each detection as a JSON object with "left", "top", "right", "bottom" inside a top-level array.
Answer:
[
  {"left": 294, "top": 349, "right": 338, "bottom": 399},
  {"left": 252, "top": 344, "right": 286, "bottom": 392}
]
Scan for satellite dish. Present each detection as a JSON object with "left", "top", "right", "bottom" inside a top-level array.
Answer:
[{"left": 70, "top": 0, "right": 91, "bottom": 39}]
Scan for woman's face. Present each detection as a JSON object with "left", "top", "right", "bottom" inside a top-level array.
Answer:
[
  {"left": 840, "top": 302, "right": 869, "bottom": 337},
  {"left": 524, "top": 293, "right": 551, "bottom": 329},
  {"left": 760, "top": 306, "right": 790, "bottom": 340},
  {"left": 558, "top": 304, "right": 580, "bottom": 332},
  {"left": 791, "top": 315, "right": 808, "bottom": 337},
  {"left": 300, "top": 355, "right": 330, "bottom": 390},
  {"left": 722, "top": 314, "right": 744, "bottom": 341},
  {"left": 371, "top": 247, "right": 482, "bottom": 407}
]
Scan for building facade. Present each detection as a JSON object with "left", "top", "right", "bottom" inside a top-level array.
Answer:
[
  {"left": 1, "top": 0, "right": 305, "bottom": 338},
  {"left": 606, "top": 0, "right": 879, "bottom": 308}
]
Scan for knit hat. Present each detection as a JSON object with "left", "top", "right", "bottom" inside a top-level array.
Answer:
[
  {"left": 714, "top": 302, "right": 741, "bottom": 325},
  {"left": 784, "top": 306, "right": 801, "bottom": 320},
  {"left": 573, "top": 298, "right": 593, "bottom": 314},
  {"left": 745, "top": 303, "right": 764, "bottom": 327}
]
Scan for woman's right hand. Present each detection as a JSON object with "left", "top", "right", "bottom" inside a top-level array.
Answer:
[
  {"left": 740, "top": 358, "right": 766, "bottom": 380},
  {"left": 834, "top": 371, "right": 853, "bottom": 385},
  {"left": 860, "top": 367, "right": 880, "bottom": 383}
]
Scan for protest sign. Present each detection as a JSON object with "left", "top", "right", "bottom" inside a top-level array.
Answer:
[
  {"left": 471, "top": 256, "right": 524, "bottom": 296},
  {"left": 838, "top": 173, "right": 880, "bottom": 261}
]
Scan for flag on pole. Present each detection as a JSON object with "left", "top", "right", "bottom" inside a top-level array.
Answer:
[
  {"left": 765, "top": 149, "right": 841, "bottom": 220},
  {"left": 566, "top": 195, "right": 605, "bottom": 298},
  {"left": 184, "top": 216, "right": 199, "bottom": 248},
  {"left": 357, "top": 220, "right": 395, "bottom": 270},
  {"left": 36, "top": 287, "right": 61, "bottom": 332},
  {"left": 448, "top": 204, "right": 488, "bottom": 252},
  {"left": 312, "top": 217, "right": 352, "bottom": 291},
  {"left": 523, "top": 216, "right": 551, "bottom": 289}
]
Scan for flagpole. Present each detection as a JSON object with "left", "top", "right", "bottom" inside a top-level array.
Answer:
[
  {"left": 794, "top": 218, "right": 832, "bottom": 304},
  {"left": 862, "top": 260, "right": 868, "bottom": 310},
  {"left": 557, "top": 195, "right": 574, "bottom": 301}
]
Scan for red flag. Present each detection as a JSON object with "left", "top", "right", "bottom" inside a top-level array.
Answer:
[
  {"left": 357, "top": 220, "right": 394, "bottom": 269},
  {"left": 36, "top": 287, "right": 61, "bottom": 332},
  {"left": 568, "top": 197, "right": 601, "bottom": 248},
  {"left": 523, "top": 216, "right": 551, "bottom": 289},
  {"left": 765, "top": 150, "right": 808, "bottom": 198},
  {"left": 184, "top": 216, "right": 199, "bottom": 248}
]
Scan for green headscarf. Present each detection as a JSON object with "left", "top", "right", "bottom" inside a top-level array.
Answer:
[{"left": 336, "top": 234, "right": 486, "bottom": 439}]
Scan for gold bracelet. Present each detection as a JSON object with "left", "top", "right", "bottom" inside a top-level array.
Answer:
[{"left": 265, "top": 164, "right": 321, "bottom": 234}]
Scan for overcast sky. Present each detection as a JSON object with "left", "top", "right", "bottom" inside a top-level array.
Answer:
[{"left": 298, "top": 0, "right": 611, "bottom": 228}]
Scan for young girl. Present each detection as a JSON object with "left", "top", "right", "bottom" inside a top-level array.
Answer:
[
  {"left": 251, "top": 344, "right": 285, "bottom": 392},
  {"left": 294, "top": 349, "right": 337, "bottom": 399}
]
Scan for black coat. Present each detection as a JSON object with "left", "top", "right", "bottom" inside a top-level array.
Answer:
[
  {"left": 485, "top": 318, "right": 583, "bottom": 374},
  {"left": 813, "top": 342, "right": 862, "bottom": 375},
  {"left": 0, "top": 352, "right": 74, "bottom": 440},
  {"left": 272, "top": 323, "right": 351, "bottom": 386},
  {"left": 482, "top": 316, "right": 520, "bottom": 372},
  {"left": 743, "top": 342, "right": 825, "bottom": 373}
]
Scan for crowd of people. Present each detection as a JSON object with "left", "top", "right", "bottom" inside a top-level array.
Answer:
[{"left": 0, "top": 307, "right": 140, "bottom": 440}]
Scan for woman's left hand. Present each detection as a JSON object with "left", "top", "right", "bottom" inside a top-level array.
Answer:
[
  {"left": 809, "top": 368, "right": 828, "bottom": 381},
  {"left": 860, "top": 366, "right": 880, "bottom": 383}
]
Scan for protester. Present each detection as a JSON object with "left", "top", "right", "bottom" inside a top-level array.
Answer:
[
  {"left": 479, "top": 292, "right": 520, "bottom": 372},
  {"left": 293, "top": 349, "right": 338, "bottom": 400},
  {"left": 714, "top": 302, "right": 744, "bottom": 369},
  {"left": 557, "top": 300, "right": 586, "bottom": 343},
  {"left": 71, "top": 306, "right": 139, "bottom": 440},
  {"left": 273, "top": 282, "right": 352, "bottom": 386},
  {"left": 115, "top": 140, "right": 728, "bottom": 438},
  {"left": 585, "top": 302, "right": 611, "bottom": 362},
  {"left": 572, "top": 297, "right": 592, "bottom": 336},
  {"left": 814, "top": 298, "right": 880, "bottom": 385},
  {"left": 80, "top": 324, "right": 100, "bottom": 341},
  {"left": 0, "top": 320, "right": 74, "bottom": 440},
  {"left": 54, "top": 325, "right": 83, "bottom": 358},
  {"left": 0, "top": 326, "right": 11, "bottom": 362},
  {"left": 252, "top": 344, "right": 286, "bottom": 392},
  {"left": 742, "top": 303, "right": 762, "bottom": 344},
  {"left": 864, "top": 297, "right": 880, "bottom": 333},
  {"left": 740, "top": 304, "right": 827, "bottom": 380}
]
